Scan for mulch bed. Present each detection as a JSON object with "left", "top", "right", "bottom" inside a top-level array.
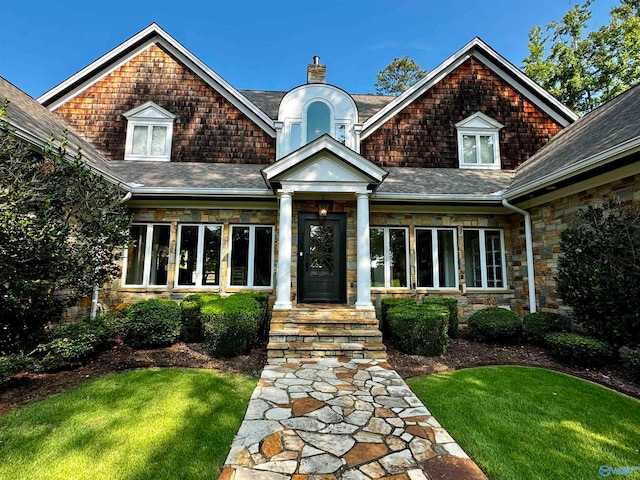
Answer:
[{"left": 1, "top": 338, "right": 638, "bottom": 416}]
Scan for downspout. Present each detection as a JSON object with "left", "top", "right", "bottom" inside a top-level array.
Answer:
[
  {"left": 502, "top": 198, "right": 537, "bottom": 314},
  {"left": 90, "top": 189, "right": 133, "bottom": 320}
]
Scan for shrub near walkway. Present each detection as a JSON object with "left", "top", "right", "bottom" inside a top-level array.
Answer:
[
  {"left": 408, "top": 366, "right": 640, "bottom": 480},
  {"left": 0, "top": 368, "right": 257, "bottom": 480}
]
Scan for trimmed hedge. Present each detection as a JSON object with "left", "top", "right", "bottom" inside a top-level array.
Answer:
[
  {"left": 523, "top": 311, "right": 567, "bottom": 343},
  {"left": 124, "top": 298, "right": 182, "bottom": 348},
  {"left": 624, "top": 348, "right": 640, "bottom": 381},
  {"left": 93, "top": 308, "right": 129, "bottom": 338},
  {"left": 380, "top": 297, "right": 417, "bottom": 338},
  {"left": 423, "top": 297, "right": 458, "bottom": 339},
  {"left": 31, "top": 323, "right": 109, "bottom": 372},
  {"left": 180, "top": 294, "right": 220, "bottom": 342},
  {"left": 545, "top": 332, "right": 615, "bottom": 366},
  {"left": 387, "top": 303, "right": 450, "bottom": 356},
  {"left": 467, "top": 307, "right": 522, "bottom": 343},
  {"left": 202, "top": 293, "right": 264, "bottom": 358}
]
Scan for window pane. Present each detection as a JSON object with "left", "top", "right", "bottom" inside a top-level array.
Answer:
[
  {"left": 151, "top": 126, "right": 167, "bottom": 156},
  {"left": 485, "top": 231, "right": 504, "bottom": 288},
  {"left": 370, "top": 228, "right": 385, "bottom": 287},
  {"left": 437, "top": 230, "right": 456, "bottom": 288},
  {"left": 132, "top": 126, "right": 148, "bottom": 155},
  {"left": 126, "top": 225, "right": 147, "bottom": 285},
  {"left": 336, "top": 124, "right": 346, "bottom": 144},
  {"left": 230, "top": 227, "right": 249, "bottom": 286},
  {"left": 389, "top": 229, "right": 407, "bottom": 288},
  {"left": 416, "top": 229, "right": 434, "bottom": 288},
  {"left": 464, "top": 231, "right": 482, "bottom": 288},
  {"left": 307, "top": 101, "right": 330, "bottom": 142},
  {"left": 253, "top": 227, "right": 272, "bottom": 287},
  {"left": 479, "top": 135, "right": 495, "bottom": 164},
  {"left": 291, "top": 123, "right": 301, "bottom": 151},
  {"left": 202, "top": 226, "right": 222, "bottom": 286},
  {"left": 177, "top": 226, "right": 198, "bottom": 286},
  {"left": 149, "top": 225, "right": 170, "bottom": 286},
  {"left": 462, "top": 135, "right": 477, "bottom": 163}
]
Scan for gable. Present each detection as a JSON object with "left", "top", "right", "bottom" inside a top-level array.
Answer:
[
  {"left": 360, "top": 57, "right": 565, "bottom": 170},
  {"left": 51, "top": 44, "right": 276, "bottom": 164}
]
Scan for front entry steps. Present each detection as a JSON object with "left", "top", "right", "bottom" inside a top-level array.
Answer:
[{"left": 267, "top": 305, "right": 386, "bottom": 359}]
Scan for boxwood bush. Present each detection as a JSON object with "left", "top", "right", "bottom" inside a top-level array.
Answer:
[
  {"left": 545, "top": 332, "right": 615, "bottom": 366},
  {"left": 180, "top": 294, "right": 220, "bottom": 342},
  {"left": 387, "top": 303, "right": 449, "bottom": 356},
  {"left": 31, "top": 323, "right": 109, "bottom": 372},
  {"left": 423, "top": 297, "right": 459, "bottom": 339},
  {"left": 124, "top": 298, "right": 182, "bottom": 348},
  {"left": 93, "top": 307, "right": 129, "bottom": 338},
  {"left": 523, "top": 311, "right": 567, "bottom": 343},
  {"left": 380, "top": 297, "right": 416, "bottom": 338},
  {"left": 467, "top": 307, "right": 522, "bottom": 343},
  {"left": 202, "top": 293, "right": 264, "bottom": 358}
]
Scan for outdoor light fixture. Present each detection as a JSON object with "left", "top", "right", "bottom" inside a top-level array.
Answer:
[{"left": 318, "top": 200, "right": 331, "bottom": 218}]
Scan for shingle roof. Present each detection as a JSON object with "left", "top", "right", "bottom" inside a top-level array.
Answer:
[
  {"left": 0, "top": 76, "right": 118, "bottom": 182},
  {"left": 240, "top": 90, "right": 395, "bottom": 123},
  {"left": 510, "top": 83, "right": 640, "bottom": 192}
]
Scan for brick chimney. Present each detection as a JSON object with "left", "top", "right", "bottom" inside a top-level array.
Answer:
[{"left": 307, "top": 56, "right": 326, "bottom": 84}]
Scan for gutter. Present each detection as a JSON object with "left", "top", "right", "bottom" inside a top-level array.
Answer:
[{"left": 502, "top": 198, "right": 536, "bottom": 314}]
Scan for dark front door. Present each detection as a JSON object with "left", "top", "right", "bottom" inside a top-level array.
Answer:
[{"left": 298, "top": 213, "right": 346, "bottom": 303}]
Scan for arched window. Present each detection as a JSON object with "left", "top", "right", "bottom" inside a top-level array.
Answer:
[{"left": 306, "top": 101, "right": 330, "bottom": 142}]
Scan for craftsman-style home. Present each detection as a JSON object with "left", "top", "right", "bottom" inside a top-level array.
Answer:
[{"left": 2, "top": 23, "right": 639, "bottom": 358}]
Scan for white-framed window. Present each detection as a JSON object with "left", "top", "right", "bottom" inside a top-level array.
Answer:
[
  {"left": 228, "top": 225, "right": 274, "bottom": 288},
  {"left": 123, "top": 102, "right": 176, "bottom": 161},
  {"left": 463, "top": 229, "right": 507, "bottom": 289},
  {"left": 370, "top": 227, "right": 409, "bottom": 289},
  {"left": 415, "top": 228, "right": 458, "bottom": 289},
  {"left": 175, "top": 224, "right": 223, "bottom": 288},
  {"left": 123, "top": 224, "right": 171, "bottom": 287},
  {"left": 455, "top": 112, "right": 503, "bottom": 169}
]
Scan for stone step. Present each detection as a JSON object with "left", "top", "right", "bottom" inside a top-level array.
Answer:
[
  {"left": 270, "top": 328, "right": 383, "bottom": 337},
  {"left": 270, "top": 319, "right": 380, "bottom": 330},
  {"left": 267, "top": 341, "right": 387, "bottom": 360}
]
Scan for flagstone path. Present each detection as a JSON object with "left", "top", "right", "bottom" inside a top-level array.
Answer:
[{"left": 221, "top": 358, "right": 487, "bottom": 480}]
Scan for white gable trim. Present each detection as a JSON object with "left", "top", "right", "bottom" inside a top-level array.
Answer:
[
  {"left": 38, "top": 23, "right": 275, "bottom": 137},
  {"left": 361, "top": 37, "right": 577, "bottom": 140}
]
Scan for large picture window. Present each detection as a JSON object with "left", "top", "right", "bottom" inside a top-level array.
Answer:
[
  {"left": 416, "top": 228, "right": 458, "bottom": 289},
  {"left": 229, "top": 225, "right": 274, "bottom": 288},
  {"left": 176, "top": 224, "right": 223, "bottom": 287},
  {"left": 123, "top": 224, "right": 171, "bottom": 287},
  {"left": 463, "top": 229, "right": 506, "bottom": 289},
  {"left": 370, "top": 227, "right": 409, "bottom": 289}
]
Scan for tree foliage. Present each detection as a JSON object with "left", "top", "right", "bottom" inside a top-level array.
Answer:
[
  {"left": 375, "top": 56, "right": 426, "bottom": 95},
  {"left": 523, "top": 0, "right": 640, "bottom": 114},
  {"left": 557, "top": 200, "right": 640, "bottom": 347},
  {"left": 0, "top": 103, "right": 131, "bottom": 354}
]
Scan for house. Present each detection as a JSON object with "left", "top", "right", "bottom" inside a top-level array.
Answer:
[{"left": 2, "top": 24, "right": 639, "bottom": 358}]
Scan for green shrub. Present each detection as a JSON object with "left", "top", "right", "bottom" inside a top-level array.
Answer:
[
  {"left": 387, "top": 303, "right": 449, "bottom": 356},
  {"left": 202, "top": 294, "right": 263, "bottom": 358},
  {"left": 523, "top": 311, "right": 567, "bottom": 343},
  {"left": 0, "top": 354, "right": 32, "bottom": 382},
  {"left": 92, "top": 308, "right": 129, "bottom": 338},
  {"left": 31, "top": 323, "right": 109, "bottom": 372},
  {"left": 623, "top": 348, "right": 640, "bottom": 381},
  {"left": 423, "top": 297, "right": 459, "bottom": 339},
  {"left": 124, "top": 298, "right": 182, "bottom": 349},
  {"left": 380, "top": 297, "right": 416, "bottom": 338},
  {"left": 545, "top": 332, "right": 615, "bottom": 366},
  {"left": 467, "top": 307, "right": 522, "bottom": 343},
  {"left": 249, "top": 292, "right": 270, "bottom": 338},
  {"left": 180, "top": 294, "right": 220, "bottom": 342}
]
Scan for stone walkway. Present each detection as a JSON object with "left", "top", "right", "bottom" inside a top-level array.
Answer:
[{"left": 221, "top": 358, "right": 487, "bottom": 480}]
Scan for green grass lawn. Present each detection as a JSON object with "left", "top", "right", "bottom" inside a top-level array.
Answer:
[
  {"left": 0, "top": 368, "right": 257, "bottom": 480},
  {"left": 408, "top": 366, "right": 640, "bottom": 480}
]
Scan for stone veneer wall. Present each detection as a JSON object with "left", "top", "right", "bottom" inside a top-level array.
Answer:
[{"left": 511, "top": 173, "right": 640, "bottom": 317}]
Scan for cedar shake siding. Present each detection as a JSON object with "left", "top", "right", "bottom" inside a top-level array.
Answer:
[
  {"left": 53, "top": 44, "right": 275, "bottom": 164},
  {"left": 361, "top": 57, "right": 563, "bottom": 169}
]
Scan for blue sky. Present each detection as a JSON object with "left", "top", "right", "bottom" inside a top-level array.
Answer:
[{"left": 2, "top": 0, "right": 618, "bottom": 98}]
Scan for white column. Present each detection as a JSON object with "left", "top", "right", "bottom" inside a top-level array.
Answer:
[
  {"left": 355, "top": 192, "right": 373, "bottom": 309},
  {"left": 274, "top": 191, "right": 293, "bottom": 309}
]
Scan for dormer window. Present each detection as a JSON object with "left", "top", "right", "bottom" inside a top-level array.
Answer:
[
  {"left": 455, "top": 112, "right": 503, "bottom": 169},
  {"left": 124, "top": 102, "right": 175, "bottom": 161}
]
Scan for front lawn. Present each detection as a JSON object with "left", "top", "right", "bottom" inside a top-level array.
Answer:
[
  {"left": 0, "top": 368, "right": 256, "bottom": 480},
  {"left": 408, "top": 366, "right": 640, "bottom": 480}
]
